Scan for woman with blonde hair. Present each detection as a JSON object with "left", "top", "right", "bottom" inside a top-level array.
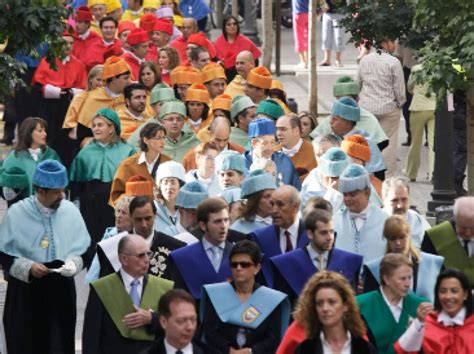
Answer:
[
  {"left": 363, "top": 215, "right": 443, "bottom": 302},
  {"left": 285, "top": 271, "right": 375, "bottom": 353}
]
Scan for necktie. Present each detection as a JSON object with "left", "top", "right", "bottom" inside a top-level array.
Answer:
[
  {"left": 210, "top": 246, "right": 221, "bottom": 271},
  {"left": 317, "top": 255, "right": 325, "bottom": 270},
  {"left": 129, "top": 279, "right": 140, "bottom": 306},
  {"left": 176, "top": 350, "right": 183, "bottom": 354},
  {"left": 463, "top": 240, "right": 470, "bottom": 257},
  {"left": 285, "top": 230, "right": 293, "bottom": 252}
]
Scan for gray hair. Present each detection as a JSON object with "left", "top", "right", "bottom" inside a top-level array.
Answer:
[
  {"left": 381, "top": 176, "right": 410, "bottom": 200},
  {"left": 453, "top": 196, "right": 474, "bottom": 218},
  {"left": 312, "top": 134, "right": 339, "bottom": 151}
]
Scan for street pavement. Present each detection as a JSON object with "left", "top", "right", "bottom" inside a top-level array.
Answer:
[{"left": 0, "top": 19, "right": 435, "bottom": 353}]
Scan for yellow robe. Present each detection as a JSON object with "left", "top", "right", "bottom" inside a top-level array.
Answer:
[
  {"left": 121, "top": 9, "right": 143, "bottom": 22},
  {"left": 224, "top": 75, "right": 246, "bottom": 98},
  {"left": 117, "top": 109, "right": 153, "bottom": 140}
]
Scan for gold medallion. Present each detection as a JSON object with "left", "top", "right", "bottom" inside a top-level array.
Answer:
[{"left": 40, "top": 236, "right": 49, "bottom": 249}]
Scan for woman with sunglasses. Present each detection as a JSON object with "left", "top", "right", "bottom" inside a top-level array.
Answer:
[{"left": 200, "top": 240, "right": 290, "bottom": 354}]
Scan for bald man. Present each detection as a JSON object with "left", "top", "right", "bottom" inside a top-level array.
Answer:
[
  {"left": 171, "top": 18, "right": 198, "bottom": 63},
  {"left": 224, "top": 50, "right": 256, "bottom": 98},
  {"left": 251, "top": 185, "right": 309, "bottom": 286},
  {"left": 422, "top": 196, "right": 474, "bottom": 285},
  {"left": 83, "top": 235, "right": 173, "bottom": 354},
  {"left": 182, "top": 117, "right": 245, "bottom": 171}
]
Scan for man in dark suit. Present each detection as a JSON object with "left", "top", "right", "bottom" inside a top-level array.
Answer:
[
  {"left": 83, "top": 235, "right": 174, "bottom": 354},
  {"left": 146, "top": 289, "right": 206, "bottom": 354},
  {"left": 251, "top": 185, "right": 308, "bottom": 286},
  {"left": 271, "top": 209, "right": 363, "bottom": 308},
  {"left": 98, "top": 196, "right": 186, "bottom": 280},
  {"left": 169, "top": 197, "right": 237, "bottom": 300}
]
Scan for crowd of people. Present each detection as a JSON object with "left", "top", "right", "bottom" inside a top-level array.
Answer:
[{"left": 0, "top": 1, "right": 472, "bottom": 354}]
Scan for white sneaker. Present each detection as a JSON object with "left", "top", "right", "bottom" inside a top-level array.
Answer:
[{"left": 294, "top": 62, "right": 307, "bottom": 71}]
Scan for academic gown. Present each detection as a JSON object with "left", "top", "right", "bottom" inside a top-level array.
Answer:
[
  {"left": 334, "top": 204, "right": 389, "bottom": 262},
  {"left": 271, "top": 247, "right": 363, "bottom": 308},
  {"left": 214, "top": 34, "right": 262, "bottom": 70},
  {"left": 363, "top": 252, "right": 443, "bottom": 302},
  {"left": 170, "top": 35, "right": 188, "bottom": 63},
  {"left": 146, "top": 338, "right": 207, "bottom": 354},
  {"left": 169, "top": 240, "right": 234, "bottom": 299},
  {"left": 70, "top": 140, "right": 136, "bottom": 264},
  {"left": 244, "top": 151, "right": 302, "bottom": 190},
  {"left": 251, "top": 221, "right": 308, "bottom": 287},
  {"left": 357, "top": 290, "right": 426, "bottom": 354},
  {"left": 98, "top": 230, "right": 186, "bottom": 281},
  {"left": 230, "top": 217, "right": 272, "bottom": 234},
  {"left": 82, "top": 273, "right": 172, "bottom": 354},
  {"left": 121, "top": 52, "right": 143, "bottom": 82},
  {"left": 200, "top": 283, "right": 284, "bottom": 354},
  {"left": 0, "top": 147, "right": 61, "bottom": 197},
  {"left": 32, "top": 55, "right": 87, "bottom": 166},
  {"left": 0, "top": 197, "right": 90, "bottom": 354},
  {"left": 72, "top": 31, "right": 102, "bottom": 68}
]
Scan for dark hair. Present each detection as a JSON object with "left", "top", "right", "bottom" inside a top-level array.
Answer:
[
  {"left": 269, "top": 88, "right": 287, "bottom": 105},
  {"left": 139, "top": 122, "right": 166, "bottom": 152},
  {"left": 229, "top": 240, "right": 262, "bottom": 264},
  {"left": 279, "top": 113, "right": 301, "bottom": 132},
  {"left": 235, "top": 106, "right": 254, "bottom": 124},
  {"left": 298, "top": 111, "right": 318, "bottom": 132},
  {"left": 305, "top": 209, "right": 332, "bottom": 233},
  {"left": 124, "top": 82, "right": 147, "bottom": 100},
  {"left": 159, "top": 47, "right": 181, "bottom": 71},
  {"left": 190, "top": 46, "right": 209, "bottom": 62},
  {"left": 15, "top": 117, "right": 48, "bottom": 154},
  {"left": 158, "top": 289, "right": 196, "bottom": 318},
  {"left": 106, "top": 70, "right": 131, "bottom": 85},
  {"left": 239, "top": 190, "right": 265, "bottom": 221},
  {"left": 138, "top": 62, "right": 162, "bottom": 89},
  {"left": 100, "top": 15, "right": 118, "bottom": 28},
  {"left": 186, "top": 101, "right": 210, "bottom": 121},
  {"left": 303, "top": 197, "right": 333, "bottom": 218},
  {"left": 129, "top": 195, "right": 157, "bottom": 215},
  {"left": 434, "top": 268, "right": 472, "bottom": 317},
  {"left": 197, "top": 197, "right": 229, "bottom": 224},
  {"left": 222, "top": 15, "right": 240, "bottom": 41}
]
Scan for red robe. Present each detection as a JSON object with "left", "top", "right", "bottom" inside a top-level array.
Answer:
[
  {"left": 170, "top": 35, "right": 188, "bottom": 63},
  {"left": 213, "top": 34, "right": 262, "bottom": 69},
  {"left": 394, "top": 313, "right": 474, "bottom": 354},
  {"left": 32, "top": 56, "right": 87, "bottom": 90},
  {"left": 146, "top": 43, "right": 158, "bottom": 62},
  {"left": 121, "top": 52, "right": 143, "bottom": 81},
  {"left": 72, "top": 31, "right": 101, "bottom": 70},
  {"left": 276, "top": 321, "right": 306, "bottom": 354},
  {"left": 86, "top": 38, "right": 122, "bottom": 70}
]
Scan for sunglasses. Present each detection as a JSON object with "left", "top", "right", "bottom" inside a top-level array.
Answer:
[{"left": 230, "top": 261, "right": 254, "bottom": 269}]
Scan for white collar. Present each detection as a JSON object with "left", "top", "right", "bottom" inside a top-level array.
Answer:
[
  {"left": 254, "top": 214, "right": 272, "bottom": 225},
  {"left": 320, "top": 330, "right": 351, "bottom": 352},
  {"left": 120, "top": 268, "right": 144, "bottom": 286},
  {"left": 28, "top": 147, "right": 42, "bottom": 161},
  {"left": 202, "top": 237, "right": 225, "bottom": 251},
  {"left": 349, "top": 204, "right": 371, "bottom": 219},
  {"left": 164, "top": 338, "right": 193, "bottom": 354},
  {"left": 130, "top": 8, "right": 142, "bottom": 16},
  {"left": 307, "top": 244, "right": 329, "bottom": 261},
  {"left": 380, "top": 286, "right": 404, "bottom": 310},
  {"left": 78, "top": 30, "right": 90, "bottom": 40},
  {"left": 188, "top": 118, "right": 202, "bottom": 128},
  {"left": 281, "top": 138, "right": 304, "bottom": 157},
  {"left": 105, "top": 86, "right": 121, "bottom": 98},
  {"left": 133, "top": 228, "right": 155, "bottom": 246},
  {"left": 283, "top": 218, "right": 300, "bottom": 236},
  {"left": 35, "top": 196, "right": 56, "bottom": 216},
  {"left": 438, "top": 307, "right": 466, "bottom": 326},
  {"left": 138, "top": 151, "right": 160, "bottom": 166},
  {"left": 103, "top": 39, "right": 115, "bottom": 46},
  {"left": 129, "top": 51, "right": 145, "bottom": 64},
  {"left": 62, "top": 56, "right": 71, "bottom": 64},
  {"left": 196, "top": 172, "right": 213, "bottom": 185}
]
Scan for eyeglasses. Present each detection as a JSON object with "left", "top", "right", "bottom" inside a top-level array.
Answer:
[
  {"left": 230, "top": 261, "right": 254, "bottom": 269},
  {"left": 123, "top": 251, "right": 153, "bottom": 259},
  {"left": 149, "top": 136, "right": 164, "bottom": 141}
]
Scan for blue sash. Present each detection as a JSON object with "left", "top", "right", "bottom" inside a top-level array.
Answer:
[
  {"left": 170, "top": 243, "right": 232, "bottom": 299},
  {"left": 365, "top": 252, "right": 444, "bottom": 302},
  {"left": 201, "top": 283, "right": 290, "bottom": 338},
  {"left": 272, "top": 248, "right": 363, "bottom": 294},
  {"left": 252, "top": 225, "right": 308, "bottom": 287}
]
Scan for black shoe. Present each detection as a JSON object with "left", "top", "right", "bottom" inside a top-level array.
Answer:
[
  {"left": 0, "top": 139, "right": 13, "bottom": 146},
  {"left": 401, "top": 140, "right": 411, "bottom": 146},
  {"left": 424, "top": 141, "right": 428, "bottom": 147}
]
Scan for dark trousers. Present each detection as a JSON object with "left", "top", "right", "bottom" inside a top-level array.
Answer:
[{"left": 402, "top": 66, "right": 413, "bottom": 141}]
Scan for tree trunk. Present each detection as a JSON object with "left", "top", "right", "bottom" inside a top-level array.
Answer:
[
  {"left": 308, "top": 0, "right": 318, "bottom": 114},
  {"left": 467, "top": 77, "right": 474, "bottom": 194},
  {"left": 261, "top": 0, "right": 273, "bottom": 68}
]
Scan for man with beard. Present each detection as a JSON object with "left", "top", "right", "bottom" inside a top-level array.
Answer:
[
  {"left": 382, "top": 176, "right": 431, "bottom": 249},
  {"left": 97, "top": 195, "right": 186, "bottom": 280},
  {"left": 118, "top": 83, "right": 152, "bottom": 139},
  {"left": 0, "top": 160, "right": 90, "bottom": 354}
]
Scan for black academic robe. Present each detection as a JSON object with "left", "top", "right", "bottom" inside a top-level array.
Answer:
[
  {"left": 200, "top": 283, "right": 281, "bottom": 354},
  {"left": 144, "top": 338, "right": 207, "bottom": 354},
  {"left": 4, "top": 260, "right": 76, "bottom": 354},
  {"left": 82, "top": 274, "right": 160, "bottom": 354},
  {"left": 98, "top": 230, "right": 186, "bottom": 280},
  {"left": 295, "top": 335, "right": 377, "bottom": 354}
]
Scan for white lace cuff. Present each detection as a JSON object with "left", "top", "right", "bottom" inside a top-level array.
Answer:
[{"left": 10, "top": 257, "right": 34, "bottom": 283}]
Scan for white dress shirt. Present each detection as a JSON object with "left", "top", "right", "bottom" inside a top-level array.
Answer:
[
  {"left": 164, "top": 338, "right": 193, "bottom": 354},
  {"left": 202, "top": 238, "right": 226, "bottom": 270},
  {"left": 320, "top": 331, "right": 352, "bottom": 354},
  {"left": 279, "top": 218, "right": 300, "bottom": 253},
  {"left": 307, "top": 245, "right": 329, "bottom": 270},
  {"left": 138, "top": 151, "right": 160, "bottom": 175},
  {"left": 281, "top": 138, "right": 304, "bottom": 158},
  {"left": 457, "top": 236, "right": 474, "bottom": 257},
  {"left": 120, "top": 268, "right": 144, "bottom": 300},
  {"left": 349, "top": 205, "right": 371, "bottom": 232},
  {"left": 380, "top": 286, "right": 404, "bottom": 322}
]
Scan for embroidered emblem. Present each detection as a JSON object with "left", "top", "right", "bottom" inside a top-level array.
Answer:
[
  {"left": 149, "top": 247, "right": 171, "bottom": 276},
  {"left": 242, "top": 306, "right": 261, "bottom": 324},
  {"left": 40, "top": 235, "right": 49, "bottom": 249}
]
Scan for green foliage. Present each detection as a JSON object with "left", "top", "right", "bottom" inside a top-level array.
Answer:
[
  {"left": 0, "top": 0, "right": 69, "bottom": 102},
  {"left": 339, "top": 0, "right": 414, "bottom": 48}
]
